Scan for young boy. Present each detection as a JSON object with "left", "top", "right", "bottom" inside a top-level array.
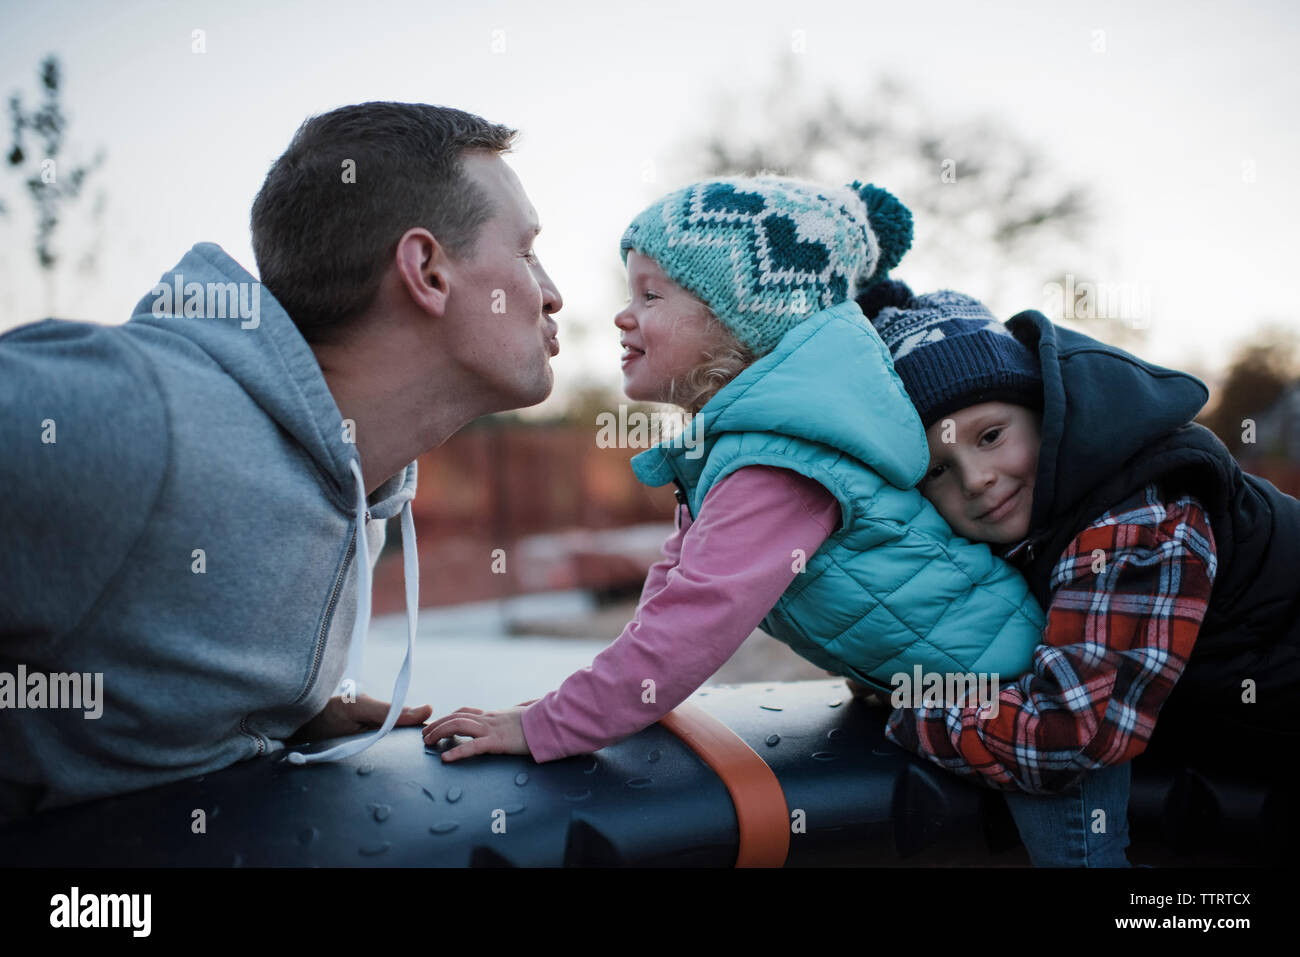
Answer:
[{"left": 857, "top": 280, "right": 1300, "bottom": 867}]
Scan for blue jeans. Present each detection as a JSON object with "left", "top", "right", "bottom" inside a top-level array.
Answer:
[{"left": 1003, "top": 762, "right": 1133, "bottom": 867}]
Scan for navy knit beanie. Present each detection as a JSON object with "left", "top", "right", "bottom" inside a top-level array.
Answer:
[{"left": 858, "top": 280, "right": 1043, "bottom": 430}]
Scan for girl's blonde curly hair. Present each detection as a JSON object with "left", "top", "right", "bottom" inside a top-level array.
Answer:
[{"left": 668, "top": 310, "right": 758, "bottom": 414}]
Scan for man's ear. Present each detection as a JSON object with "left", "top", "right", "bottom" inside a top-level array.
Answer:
[{"left": 395, "top": 228, "right": 453, "bottom": 318}]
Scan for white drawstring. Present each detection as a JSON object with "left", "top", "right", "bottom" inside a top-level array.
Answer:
[
  {"left": 286, "top": 460, "right": 418, "bottom": 765},
  {"left": 341, "top": 458, "right": 373, "bottom": 694}
]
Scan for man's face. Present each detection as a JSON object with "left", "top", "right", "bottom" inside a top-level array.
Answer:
[
  {"left": 442, "top": 152, "right": 562, "bottom": 409},
  {"left": 920, "top": 402, "right": 1041, "bottom": 545}
]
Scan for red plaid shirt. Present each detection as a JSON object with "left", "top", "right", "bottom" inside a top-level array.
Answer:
[{"left": 884, "top": 483, "right": 1217, "bottom": 794}]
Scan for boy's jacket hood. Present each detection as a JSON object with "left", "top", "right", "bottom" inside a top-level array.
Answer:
[
  {"left": 633, "top": 300, "right": 929, "bottom": 491},
  {"left": 1005, "top": 310, "right": 1210, "bottom": 532}
]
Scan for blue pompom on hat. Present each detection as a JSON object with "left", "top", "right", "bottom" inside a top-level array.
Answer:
[
  {"left": 858, "top": 279, "right": 1043, "bottom": 430},
  {"left": 620, "top": 176, "right": 913, "bottom": 356}
]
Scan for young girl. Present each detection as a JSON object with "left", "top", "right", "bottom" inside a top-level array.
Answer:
[{"left": 424, "top": 175, "right": 1045, "bottom": 765}]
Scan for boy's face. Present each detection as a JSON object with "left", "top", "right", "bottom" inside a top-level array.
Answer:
[{"left": 920, "top": 402, "right": 1041, "bottom": 545}]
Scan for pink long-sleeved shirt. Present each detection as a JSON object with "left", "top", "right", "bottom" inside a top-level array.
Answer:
[{"left": 520, "top": 466, "right": 841, "bottom": 762}]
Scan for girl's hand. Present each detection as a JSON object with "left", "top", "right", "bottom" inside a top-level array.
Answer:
[
  {"left": 844, "top": 677, "right": 889, "bottom": 706},
  {"left": 423, "top": 706, "right": 530, "bottom": 761}
]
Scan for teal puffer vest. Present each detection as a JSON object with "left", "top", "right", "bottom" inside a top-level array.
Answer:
[{"left": 631, "top": 301, "right": 1044, "bottom": 691}]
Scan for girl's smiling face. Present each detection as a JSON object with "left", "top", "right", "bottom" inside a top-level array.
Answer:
[
  {"left": 615, "top": 251, "right": 725, "bottom": 407},
  {"left": 920, "top": 402, "right": 1042, "bottom": 545}
]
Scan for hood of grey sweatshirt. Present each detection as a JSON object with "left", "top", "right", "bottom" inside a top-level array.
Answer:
[{"left": 0, "top": 242, "right": 418, "bottom": 821}]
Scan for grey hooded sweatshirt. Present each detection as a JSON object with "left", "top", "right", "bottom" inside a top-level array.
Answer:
[{"left": 0, "top": 242, "right": 419, "bottom": 822}]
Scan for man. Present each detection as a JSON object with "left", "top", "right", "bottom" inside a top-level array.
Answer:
[{"left": 0, "top": 102, "right": 563, "bottom": 821}]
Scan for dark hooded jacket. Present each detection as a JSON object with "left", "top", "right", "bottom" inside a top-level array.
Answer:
[{"left": 1004, "top": 310, "right": 1300, "bottom": 769}]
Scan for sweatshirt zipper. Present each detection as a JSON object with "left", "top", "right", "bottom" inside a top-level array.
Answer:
[
  {"left": 240, "top": 714, "right": 266, "bottom": 755},
  {"left": 243, "top": 528, "right": 358, "bottom": 755},
  {"left": 298, "top": 528, "right": 358, "bottom": 704}
]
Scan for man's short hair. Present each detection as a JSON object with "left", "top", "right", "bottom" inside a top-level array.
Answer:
[{"left": 250, "top": 102, "right": 517, "bottom": 343}]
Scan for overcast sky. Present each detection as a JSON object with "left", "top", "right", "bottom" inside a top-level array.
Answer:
[{"left": 2, "top": 0, "right": 1298, "bottom": 408}]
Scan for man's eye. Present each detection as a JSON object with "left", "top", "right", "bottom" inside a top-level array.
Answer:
[
  {"left": 980, "top": 428, "right": 1002, "bottom": 444},
  {"left": 925, "top": 464, "right": 946, "bottom": 482},
  {"left": 643, "top": 291, "right": 659, "bottom": 301}
]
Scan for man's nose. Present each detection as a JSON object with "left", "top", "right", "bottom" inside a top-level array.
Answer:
[
  {"left": 538, "top": 264, "right": 563, "bottom": 314},
  {"left": 614, "top": 306, "right": 635, "bottom": 330}
]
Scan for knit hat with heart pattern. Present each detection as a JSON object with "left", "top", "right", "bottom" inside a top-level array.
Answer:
[{"left": 620, "top": 175, "right": 913, "bottom": 356}]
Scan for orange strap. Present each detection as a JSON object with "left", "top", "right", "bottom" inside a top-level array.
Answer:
[{"left": 660, "top": 702, "right": 790, "bottom": 867}]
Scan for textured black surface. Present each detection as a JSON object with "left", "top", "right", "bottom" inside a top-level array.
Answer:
[{"left": 1, "top": 680, "right": 1292, "bottom": 866}]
